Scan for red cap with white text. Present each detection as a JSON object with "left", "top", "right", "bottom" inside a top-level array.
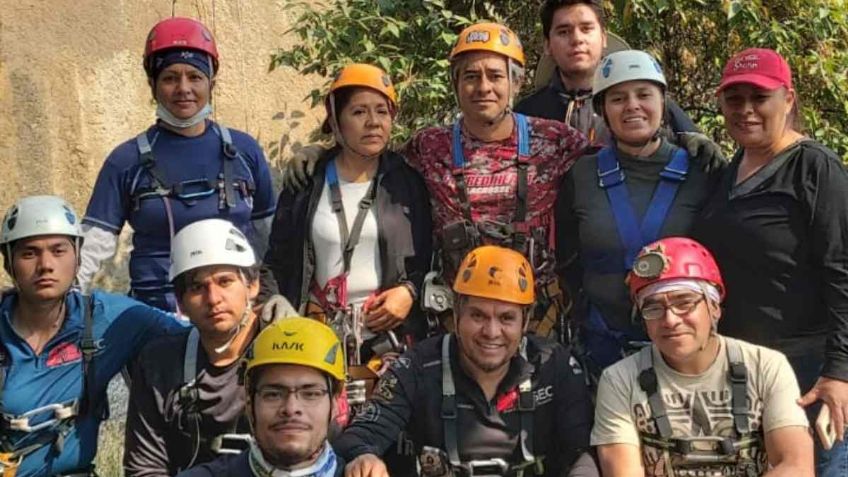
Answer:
[{"left": 717, "top": 48, "right": 793, "bottom": 93}]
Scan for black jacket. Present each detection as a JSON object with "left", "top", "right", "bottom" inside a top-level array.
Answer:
[
  {"left": 693, "top": 140, "right": 848, "bottom": 380},
  {"left": 333, "top": 334, "right": 595, "bottom": 476},
  {"left": 515, "top": 68, "right": 698, "bottom": 146},
  {"left": 260, "top": 148, "right": 432, "bottom": 339}
]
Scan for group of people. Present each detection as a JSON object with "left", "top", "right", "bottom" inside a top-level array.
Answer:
[{"left": 2, "top": 0, "right": 848, "bottom": 476}]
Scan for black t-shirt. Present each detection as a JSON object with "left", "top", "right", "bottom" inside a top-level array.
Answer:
[
  {"left": 692, "top": 140, "right": 848, "bottom": 379},
  {"left": 124, "top": 329, "right": 251, "bottom": 476}
]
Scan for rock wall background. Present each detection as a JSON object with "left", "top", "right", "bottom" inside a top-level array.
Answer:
[{"left": 0, "top": 0, "right": 323, "bottom": 287}]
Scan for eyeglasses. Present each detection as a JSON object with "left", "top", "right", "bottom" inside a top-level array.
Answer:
[
  {"left": 256, "top": 386, "right": 330, "bottom": 407},
  {"left": 640, "top": 295, "right": 704, "bottom": 321}
]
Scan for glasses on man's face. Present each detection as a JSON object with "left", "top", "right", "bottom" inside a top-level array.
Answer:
[
  {"left": 256, "top": 385, "right": 330, "bottom": 407},
  {"left": 640, "top": 295, "right": 704, "bottom": 321}
]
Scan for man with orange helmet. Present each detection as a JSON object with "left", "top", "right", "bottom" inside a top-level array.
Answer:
[
  {"left": 336, "top": 245, "right": 597, "bottom": 477},
  {"left": 79, "top": 17, "right": 276, "bottom": 312},
  {"left": 592, "top": 237, "right": 812, "bottom": 477},
  {"left": 281, "top": 22, "right": 588, "bottom": 342},
  {"left": 402, "top": 22, "right": 586, "bottom": 341}
]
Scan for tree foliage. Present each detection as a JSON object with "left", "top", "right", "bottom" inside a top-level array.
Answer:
[{"left": 271, "top": 0, "right": 848, "bottom": 159}]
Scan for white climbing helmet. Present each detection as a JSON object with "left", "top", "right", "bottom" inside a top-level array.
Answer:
[
  {"left": 169, "top": 218, "right": 256, "bottom": 281},
  {"left": 0, "top": 195, "right": 83, "bottom": 245},
  {"left": 592, "top": 49, "right": 667, "bottom": 112}
]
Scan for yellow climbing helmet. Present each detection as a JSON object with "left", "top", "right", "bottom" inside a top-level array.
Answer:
[
  {"left": 453, "top": 245, "right": 535, "bottom": 305},
  {"left": 244, "top": 317, "right": 345, "bottom": 384},
  {"left": 449, "top": 22, "right": 525, "bottom": 67}
]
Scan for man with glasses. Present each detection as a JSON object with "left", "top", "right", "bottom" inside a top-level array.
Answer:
[
  {"left": 177, "top": 316, "right": 346, "bottom": 476},
  {"left": 592, "top": 237, "right": 813, "bottom": 477}
]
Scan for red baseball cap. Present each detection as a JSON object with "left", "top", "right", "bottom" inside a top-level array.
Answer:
[{"left": 717, "top": 48, "right": 793, "bottom": 93}]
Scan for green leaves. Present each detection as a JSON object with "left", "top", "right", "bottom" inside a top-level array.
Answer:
[
  {"left": 611, "top": 0, "right": 848, "bottom": 161},
  {"left": 270, "top": 0, "right": 848, "bottom": 161},
  {"left": 269, "top": 0, "right": 541, "bottom": 142}
]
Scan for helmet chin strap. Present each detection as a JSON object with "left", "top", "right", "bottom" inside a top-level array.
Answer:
[
  {"left": 156, "top": 102, "right": 213, "bottom": 129},
  {"left": 213, "top": 292, "right": 254, "bottom": 354}
]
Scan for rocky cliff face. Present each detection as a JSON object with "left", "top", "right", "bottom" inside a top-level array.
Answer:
[{"left": 0, "top": 0, "right": 322, "bottom": 288}]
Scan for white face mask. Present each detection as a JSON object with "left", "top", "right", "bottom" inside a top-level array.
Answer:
[{"left": 156, "top": 102, "right": 214, "bottom": 129}]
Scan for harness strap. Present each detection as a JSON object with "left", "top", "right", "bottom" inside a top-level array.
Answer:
[
  {"left": 636, "top": 349, "right": 674, "bottom": 439},
  {"left": 79, "top": 295, "right": 97, "bottom": 417},
  {"left": 217, "top": 125, "right": 238, "bottom": 209},
  {"left": 135, "top": 132, "right": 171, "bottom": 192},
  {"left": 596, "top": 146, "right": 689, "bottom": 269},
  {"left": 325, "top": 159, "right": 379, "bottom": 278},
  {"left": 440, "top": 335, "right": 461, "bottom": 467},
  {"left": 517, "top": 341, "right": 535, "bottom": 464},
  {"left": 726, "top": 339, "right": 750, "bottom": 435},
  {"left": 450, "top": 114, "right": 531, "bottom": 252},
  {"left": 638, "top": 339, "right": 751, "bottom": 441},
  {"left": 132, "top": 125, "right": 252, "bottom": 210},
  {"left": 180, "top": 327, "right": 202, "bottom": 468},
  {"left": 440, "top": 335, "right": 537, "bottom": 470},
  {"left": 0, "top": 344, "right": 8, "bottom": 406}
]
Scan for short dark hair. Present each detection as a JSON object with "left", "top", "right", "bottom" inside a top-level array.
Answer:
[
  {"left": 541, "top": 0, "right": 606, "bottom": 39},
  {"left": 173, "top": 264, "right": 260, "bottom": 300},
  {"left": 321, "top": 86, "right": 361, "bottom": 135}
]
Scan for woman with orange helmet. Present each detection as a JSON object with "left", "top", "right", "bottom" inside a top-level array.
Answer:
[
  {"left": 78, "top": 17, "right": 276, "bottom": 313},
  {"left": 259, "top": 63, "right": 432, "bottom": 391}
]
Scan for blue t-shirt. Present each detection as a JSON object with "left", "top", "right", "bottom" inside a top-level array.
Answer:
[
  {"left": 83, "top": 122, "right": 275, "bottom": 293},
  {"left": 0, "top": 290, "right": 187, "bottom": 477}
]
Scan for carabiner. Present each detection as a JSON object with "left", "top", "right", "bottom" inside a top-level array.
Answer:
[{"left": 5, "top": 401, "right": 77, "bottom": 433}]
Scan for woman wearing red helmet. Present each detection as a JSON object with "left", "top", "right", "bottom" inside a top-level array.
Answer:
[
  {"left": 693, "top": 48, "right": 848, "bottom": 474},
  {"left": 77, "top": 17, "right": 276, "bottom": 313},
  {"left": 592, "top": 237, "right": 813, "bottom": 477}
]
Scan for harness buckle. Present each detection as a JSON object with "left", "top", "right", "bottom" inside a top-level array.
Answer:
[
  {"left": 441, "top": 395, "right": 457, "bottom": 420},
  {"left": 462, "top": 458, "right": 509, "bottom": 477},
  {"left": 222, "top": 143, "right": 238, "bottom": 159},
  {"left": 210, "top": 433, "right": 251, "bottom": 455},
  {"left": 659, "top": 166, "right": 687, "bottom": 182},
  {"left": 597, "top": 163, "right": 625, "bottom": 188}
]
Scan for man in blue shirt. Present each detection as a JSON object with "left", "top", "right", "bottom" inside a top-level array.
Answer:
[{"left": 0, "top": 195, "right": 185, "bottom": 477}]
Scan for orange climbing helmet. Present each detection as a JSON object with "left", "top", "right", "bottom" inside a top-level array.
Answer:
[
  {"left": 143, "top": 17, "right": 219, "bottom": 76},
  {"left": 326, "top": 63, "right": 398, "bottom": 111},
  {"left": 453, "top": 245, "right": 535, "bottom": 305},
  {"left": 449, "top": 22, "right": 525, "bottom": 67}
]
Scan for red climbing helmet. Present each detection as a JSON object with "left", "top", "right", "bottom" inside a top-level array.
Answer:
[
  {"left": 627, "top": 237, "right": 725, "bottom": 300},
  {"left": 143, "top": 17, "right": 219, "bottom": 76}
]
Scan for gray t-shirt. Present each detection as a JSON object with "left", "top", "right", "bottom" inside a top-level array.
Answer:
[
  {"left": 557, "top": 139, "right": 722, "bottom": 331},
  {"left": 124, "top": 328, "right": 249, "bottom": 477}
]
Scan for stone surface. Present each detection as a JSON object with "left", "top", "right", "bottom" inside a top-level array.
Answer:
[{"left": 0, "top": 0, "right": 323, "bottom": 287}]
